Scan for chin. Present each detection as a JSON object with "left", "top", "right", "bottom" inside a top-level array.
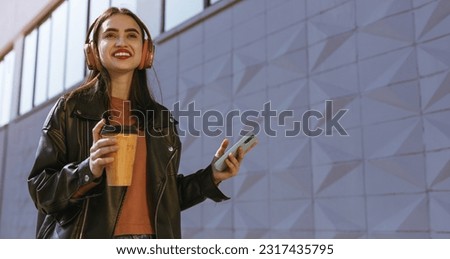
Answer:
[{"left": 106, "top": 64, "right": 139, "bottom": 73}]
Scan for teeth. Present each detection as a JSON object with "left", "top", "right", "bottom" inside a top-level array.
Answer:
[{"left": 114, "top": 52, "right": 130, "bottom": 57}]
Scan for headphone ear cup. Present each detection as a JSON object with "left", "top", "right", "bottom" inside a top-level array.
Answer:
[
  {"left": 84, "top": 42, "right": 95, "bottom": 70},
  {"left": 84, "top": 41, "right": 101, "bottom": 70},
  {"left": 138, "top": 39, "right": 154, "bottom": 70}
]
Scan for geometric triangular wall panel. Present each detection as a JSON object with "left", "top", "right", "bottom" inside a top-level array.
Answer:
[
  {"left": 415, "top": 0, "right": 450, "bottom": 41},
  {"left": 358, "top": 12, "right": 414, "bottom": 59},
  {"left": 366, "top": 154, "right": 426, "bottom": 195},
  {"left": 417, "top": 35, "right": 450, "bottom": 76},
  {"left": 427, "top": 149, "right": 450, "bottom": 190},
  {"left": 423, "top": 111, "right": 450, "bottom": 151},
  {"left": 367, "top": 194, "right": 429, "bottom": 232},
  {"left": 362, "top": 81, "right": 421, "bottom": 125},
  {"left": 313, "top": 161, "right": 363, "bottom": 197},
  {"left": 315, "top": 197, "right": 366, "bottom": 231},
  {"left": 429, "top": 192, "right": 450, "bottom": 232},
  {"left": 364, "top": 118, "right": 424, "bottom": 159},
  {"left": 421, "top": 70, "right": 450, "bottom": 112}
]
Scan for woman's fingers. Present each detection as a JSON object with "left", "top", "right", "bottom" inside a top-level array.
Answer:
[
  {"left": 90, "top": 137, "right": 117, "bottom": 154},
  {"left": 89, "top": 119, "right": 118, "bottom": 177},
  {"left": 91, "top": 156, "right": 114, "bottom": 167},
  {"left": 92, "top": 119, "right": 106, "bottom": 143},
  {"left": 90, "top": 139, "right": 118, "bottom": 159},
  {"left": 214, "top": 139, "right": 229, "bottom": 159}
]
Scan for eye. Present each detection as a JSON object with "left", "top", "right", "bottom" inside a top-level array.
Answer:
[
  {"left": 103, "top": 32, "right": 116, "bottom": 39},
  {"left": 127, "top": 33, "right": 139, "bottom": 39}
]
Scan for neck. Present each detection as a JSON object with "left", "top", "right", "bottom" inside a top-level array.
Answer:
[{"left": 110, "top": 71, "right": 134, "bottom": 100}]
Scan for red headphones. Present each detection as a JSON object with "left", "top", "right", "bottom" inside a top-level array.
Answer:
[{"left": 84, "top": 15, "right": 155, "bottom": 71}]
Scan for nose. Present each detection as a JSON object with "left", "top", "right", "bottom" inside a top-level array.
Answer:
[{"left": 115, "top": 36, "right": 126, "bottom": 46}]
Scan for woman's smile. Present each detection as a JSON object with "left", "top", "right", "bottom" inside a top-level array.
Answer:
[{"left": 113, "top": 49, "right": 132, "bottom": 59}]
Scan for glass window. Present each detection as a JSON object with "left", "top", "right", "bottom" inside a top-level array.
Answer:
[
  {"left": 165, "top": 0, "right": 203, "bottom": 31},
  {"left": 111, "top": 0, "right": 137, "bottom": 12},
  {"left": 136, "top": 0, "right": 162, "bottom": 38},
  {"left": 89, "top": 0, "right": 111, "bottom": 25},
  {"left": 20, "top": 29, "right": 38, "bottom": 115},
  {"left": 34, "top": 19, "right": 51, "bottom": 106},
  {"left": 0, "top": 51, "right": 15, "bottom": 126},
  {"left": 0, "top": 62, "right": 3, "bottom": 123},
  {"left": 65, "top": 0, "right": 88, "bottom": 89},
  {"left": 48, "top": 1, "right": 68, "bottom": 99}
]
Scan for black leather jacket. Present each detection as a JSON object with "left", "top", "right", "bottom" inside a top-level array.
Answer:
[{"left": 27, "top": 86, "right": 228, "bottom": 238}]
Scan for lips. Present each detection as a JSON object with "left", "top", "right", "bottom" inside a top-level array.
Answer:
[{"left": 112, "top": 49, "right": 132, "bottom": 59}]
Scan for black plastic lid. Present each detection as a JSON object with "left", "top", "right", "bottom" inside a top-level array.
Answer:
[{"left": 100, "top": 124, "right": 138, "bottom": 135}]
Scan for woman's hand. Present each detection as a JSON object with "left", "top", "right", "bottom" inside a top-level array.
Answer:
[
  {"left": 211, "top": 138, "right": 257, "bottom": 185},
  {"left": 89, "top": 119, "right": 118, "bottom": 179}
]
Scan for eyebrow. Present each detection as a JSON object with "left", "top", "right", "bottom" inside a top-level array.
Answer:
[{"left": 102, "top": 28, "right": 141, "bottom": 34}]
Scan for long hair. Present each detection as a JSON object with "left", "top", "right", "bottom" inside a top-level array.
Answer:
[{"left": 66, "top": 7, "right": 157, "bottom": 129}]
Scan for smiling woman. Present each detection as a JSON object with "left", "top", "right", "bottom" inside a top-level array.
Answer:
[{"left": 27, "top": 6, "right": 255, "bottom": 239}]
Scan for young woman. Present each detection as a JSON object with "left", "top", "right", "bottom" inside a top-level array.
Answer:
[{"left": 28, "top": 7, "right": 255, "bottom": 239}]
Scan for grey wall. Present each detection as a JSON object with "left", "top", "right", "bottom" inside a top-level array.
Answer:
[
  {"left": 0, "top": 105, "right": 52, "bottom": 238},
  {"left": 1, "top": 0, "right": 450, "bottom": 238},
  {"left": 154, "top": 0, "right": 450, "bottom": 238}
]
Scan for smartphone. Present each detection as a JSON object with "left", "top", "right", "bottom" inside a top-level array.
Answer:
[{"left": 214, "top": 132, "right": 257, "bottom": 171}]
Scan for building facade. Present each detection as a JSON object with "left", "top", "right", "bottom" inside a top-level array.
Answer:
[{"left": 1, "top": 0, "right": 450, "bottom": 238}]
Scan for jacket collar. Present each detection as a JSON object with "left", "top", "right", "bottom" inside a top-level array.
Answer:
[
  {"left": 70, "top": 83, "right": 177, "bottom": 128},
  {"left": 71, "top": 84, "right": 107, "bottom": 121}
]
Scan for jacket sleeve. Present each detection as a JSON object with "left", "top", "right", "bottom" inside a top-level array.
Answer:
[
  {"left": 176, "top": 164, "right": 230, "bottom": 211},
  {"left": 150, "top": 106, "right": 230, "bottom": 211},
  {"left": 27, "top": 98, "right": 100, "bottom": 215}
]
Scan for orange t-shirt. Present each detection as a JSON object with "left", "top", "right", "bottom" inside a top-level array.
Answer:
[{"left": 109, "top": 97, "right": 153, "bottom": 236}]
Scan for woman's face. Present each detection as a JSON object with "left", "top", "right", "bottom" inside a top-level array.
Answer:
[{"left": 97, "top": 14, "right": 143, "bottom": 74}]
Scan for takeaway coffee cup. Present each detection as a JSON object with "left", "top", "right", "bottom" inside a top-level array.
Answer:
[{"left": 100, "top": 124, "right": 138, "bottom": 186}]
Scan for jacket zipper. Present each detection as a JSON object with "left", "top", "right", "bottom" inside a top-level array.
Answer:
[
  {"left": 111, "top": 188, "right": 128, "bottom": 237},
  {"left": 78, "top": 198, "right": 89, "bottom": 238},
  {"left": 153, "top": 177, "right": 166, "bottom": 237},
  {"left": 153, "top": 150, "right": 177, "bottom": 237}
]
